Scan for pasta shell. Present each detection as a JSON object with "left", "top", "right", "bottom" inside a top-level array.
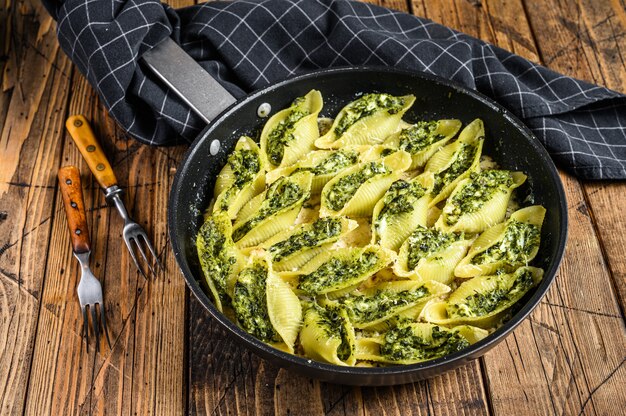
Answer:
[
  {"left": 213, "top": 136, "right": 267, "bottom": 219},
  {"left": 286, "top": 244, "right": 396, "bottom": 296},
  {"left": 319, "top": 150, "right": 412, "bottom": 217},
  {"left": 371, "top": 172, "right": 434, "bottom": 251},
  {"left": 384, "top": 119, "right": 462, "bottom": 168},
  {"left": 196, "top": 212, "right": 244, "bottom": 311},
  {"left": 355, "top": 322, "right": 471, "bottom": 364},
  {"left": 232, "top": 253, "right": 280, "bottom": 342},
  {"left": 260, "top": 90, "right": 323, "bottom": 168},
  {"left": 421, "top": 266, "right": 544, "bottom": 328},
  {"left": 425, "top": 119, "right": 485, "bottom": 206},
  {"left": 232, "top": 172, "right": 313, "bottom": 248},
  {"left": 300, "top": 302, "right": 356, "bottom": 366},
  {"left": 266, "top": 271, "right": 302, "bottom": 353},
  {"left": 436, "top": 170, "right": 527, "bottom": 234},
  {"left": 394, "top": 226, "right": 472, "bottom": 285},
  {"left": 316, "top": 93, "right": 416, "bottom": 148},
  {"left": 266, "top": 149, "right": 360, "bottom": 193},
  {"left": 261, "top": 217, "right": 358, "bottom": 271},
  {"left": 455, "top": 205, "right": 546, "bottom": 277},
  {"left": 322, "top": 280, "right": 450, "bottom": 329}
]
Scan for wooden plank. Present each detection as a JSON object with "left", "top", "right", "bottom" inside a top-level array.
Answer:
[
  {"left": 23, "top": 0, "right": 191, "bottom": 414},
  {"left": 0, "top": 0, "right": 74, "bottom": 413},
  {"left": 410, "top": 0, "right": 626, "bottom": 414},
  {"left": 562, "top": 0, "right": 626, "bottom": 314}
]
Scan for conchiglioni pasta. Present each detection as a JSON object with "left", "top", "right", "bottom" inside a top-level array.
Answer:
[
  {"left": 455, "top": 205, "right": 546, "bottom": 277},
  {"left": 315, "top": 93, "right": 416, "bottom": 149},
  {"left": 261, "top": 90, "right": 323, "bottom": 168},
  {"left": 425, "top": 118, "right": 485, "bottom": 205},
  {"left": 213, "top": 136, "right": 267, "bottom": 219},
  {"left": 196, "top": 90, "right": 548, "bottom": 367},
  {"left": 384, "top": 119, "right": 462, "bottom": 168}
]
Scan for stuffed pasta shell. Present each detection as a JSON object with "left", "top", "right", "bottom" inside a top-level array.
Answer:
[
  {"left": 315, "top": 93, "right": 415, "bottom": 148},
  {"left": 213, "top": 136, "right": 267, "bottom": 219},
  {"left": 260, "top": 89, "right": 323, "bottom": 169},
  {"left": 436, "top": 170, "right": 527, "bottom": 233},
  {"left": 355, "top": 322, "right": 488, "bottom": 365},
  {"left": 321, "top": 280, "right": 450, "bottom": 329},
  {"left": 283, "top": 244, "right": 395, "bottom": 297},
  {"left": 371, "top": 172, "right": 434, "bottom": 251},
  {"left": 394, "top": 226, "right": 473, "bottom": 285},
  {"left": 265, "top": 148, "right": 360, "bottom": 193},
  {"left": 196, "top": 212, "right": 244, "bottom": 311},
  {"left": 455, "top": 205, "right": 546, "bottom": 277},
  {"left": 232, "top": 171, "right": 313, "bottom": 248},
  {"left": 384, "top": 119, "right": 462, "bottom": 168},
  {"left": 425, "top": 118, "right": 484, "bottom": 205},
  {"left": 421, "top": 266, "right": 544, "bottom": 328},
  {"left": 232, "top": 252, "right": 302, "bottom": 353},
  {"left": 261, "top": 217, "right": 358, "bottom": 271},
  {"left": 300, "top": 302, "right": 356, "bottom": 366},
  {"left": 320, "top": 150, "right": 411, "bottom": 217}
]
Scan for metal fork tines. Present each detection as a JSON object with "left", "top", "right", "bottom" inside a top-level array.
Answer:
[
  {"left": 74, "top": 251, "right": 111, "bottom": 352},
  {"left": 105, "top": 185, "right": 163, "bottom": 278}
]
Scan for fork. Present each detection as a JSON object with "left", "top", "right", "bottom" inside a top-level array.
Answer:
[
  {"left": 58, "top": 166, "right": 112, "bottom": 352},
  {"left": 65, "top": 115, "right": 163, "bottom": 278}
]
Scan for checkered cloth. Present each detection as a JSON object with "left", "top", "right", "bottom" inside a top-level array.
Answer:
[{"left": 43, "top": 0, "right": 626, "bottom": 179}]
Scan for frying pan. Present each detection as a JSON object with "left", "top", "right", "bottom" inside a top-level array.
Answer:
[{"left": 142, "top": 38, "right": 567, "bottom": 385}]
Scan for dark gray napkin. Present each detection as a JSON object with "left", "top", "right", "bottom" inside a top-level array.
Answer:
[{"left": 44, "top": 0, "right": 626, "bottom": 179}]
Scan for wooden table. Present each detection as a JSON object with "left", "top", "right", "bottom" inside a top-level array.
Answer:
[{"left": 1, "top": 0, "right": 625, "bottom": 414}]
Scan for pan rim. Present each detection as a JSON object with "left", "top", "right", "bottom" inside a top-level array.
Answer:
[{"left": 168, "top": 66, "right": 568, "bottom": 384}]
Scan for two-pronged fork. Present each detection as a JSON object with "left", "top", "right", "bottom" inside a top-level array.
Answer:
[
  {"left": 65, "top": 115, "right": 163, "bottom": 278},
  {"left": 58, "top": 166, "right": 111, "bottom": 352}
]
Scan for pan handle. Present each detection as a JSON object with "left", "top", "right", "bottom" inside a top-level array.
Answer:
[{"left": 141, "top": 37, "right": 236, "bottom": 124}]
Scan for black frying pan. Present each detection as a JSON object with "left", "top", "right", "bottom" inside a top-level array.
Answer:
[{"left": 142, "top": 38, "right": 567, "bottom": 385}]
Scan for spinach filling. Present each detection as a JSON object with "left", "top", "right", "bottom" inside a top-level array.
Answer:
[
  {"left": 295, "top": 150, "right": 359, "bottom": 176},
  {"left": 299, "top": 251, "right": 380, "bottom": 295},
  {"left": 233, "top": 263, "right": 278, "bottom": 342},
  {"left": 269, "top": 217, "right": 343, "bottom": 262},
  {"left": 309, "top": 303, "right": 352, "bottom": 361},
  {"left": 406, "top": 227, "right": 461, "bottom": 270},
  {"left": 432, "top": 143, "right": 479, "bottom": 195},
  {"left": 339, "top": 287, "right": 430, "bottom": 325},
  {"left": 266, "top": 96, "right": 310, "bottom": 165},
  {"left": 375, "top": 180, "right": 427, "bottom": 227},
  {"left": 449, "top": 268, "right": 535, "bottom": 317},
  {"left": 470, "top": 220, "right": 540, "bottom": 265},
  {"left": 219, "top": 148, "right": 261, "bottom": 210},
  {"left": 197, "top": 218, "right": 237, "bottom": 299},
  {"left": 445, "top": 170, "right": 514, "bottom": 226},
  {"left": 334, "top": 93, "right": 406, "bottom": 137},
  {"left": 324, "top": 161, "right": 390, "bottom": 211},
  {"left": 398, "top": 121, "right": 444, "bottom": 153},
  {"left": 380, "top": 325, "right": 469, "bottom": 362},
  {"left": 232, "top": 179, "right": 305, "bottom": 242}
]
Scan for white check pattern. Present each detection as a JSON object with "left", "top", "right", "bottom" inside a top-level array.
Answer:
[{"left": 52, "top": 0, "right": 626, "bottom": 179}]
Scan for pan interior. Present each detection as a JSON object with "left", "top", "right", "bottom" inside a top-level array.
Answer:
[{"left": 168, "top": 68, "right": 566, "bottom": 385}]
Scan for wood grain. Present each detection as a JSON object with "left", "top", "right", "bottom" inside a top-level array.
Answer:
[
  {"left": 65, "top": 115, "right": 119, "bottom": 190},
  {"left": 1, "top": 0, "right": 625, "bottom": 415},
  {"left": 0, "top": 0, "right": 73, "bottom": 413},
  {"left": 58, "top": 166, "right": 91, "bottom": 254}
]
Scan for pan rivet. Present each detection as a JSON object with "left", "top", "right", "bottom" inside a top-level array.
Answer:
[
  {"left": 257, "top": 103, "right": 271, "bottom": 118},
  {"left": 210, "top": 139, "right": 220, "bottom": 155}
]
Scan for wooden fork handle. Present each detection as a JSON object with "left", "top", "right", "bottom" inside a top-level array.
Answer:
[
  {"left": 65, "top": 115, "right": 118, "bottom": 190},
  {"left": 58, "top": 166, "right": 91, "bottom": 254}
]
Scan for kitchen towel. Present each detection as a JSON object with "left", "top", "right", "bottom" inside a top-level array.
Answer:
[{"left": 42, "top": 0, "right": 626, "bottom": 179}]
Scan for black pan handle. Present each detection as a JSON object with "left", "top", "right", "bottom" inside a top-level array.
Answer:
[{"left": 141, "top": 37, "right": 236, "bottom": 124}]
